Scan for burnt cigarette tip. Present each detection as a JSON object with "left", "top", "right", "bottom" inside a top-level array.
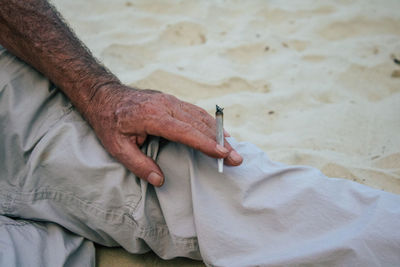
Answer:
[{"left": 216, "top": 105, "right": 224, "bottom": 115}]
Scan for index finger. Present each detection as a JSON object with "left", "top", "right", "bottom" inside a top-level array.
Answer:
[
  {"left": 175, "top": 102, "right": 231, "bottom": 138},
  {"left": 147, "top": 116, "right": 230, "bottom": 159}
]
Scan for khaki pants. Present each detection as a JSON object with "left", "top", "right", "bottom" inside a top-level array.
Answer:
[{"left": 1, "top": 46, "right": 399, "bottom": 267}]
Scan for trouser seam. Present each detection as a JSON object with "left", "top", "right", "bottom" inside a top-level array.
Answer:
[
  {"left": 1, "top": 189, "right": 200, "bottom": 251},
  {"left": 0, "top": 187, "right": 200, "bottom": 251},
  {"left": 135, "top": 223, "right": 199, "bottom": 251},
  {"left": 0, "top": 220, "right": 32, "bottom": 227},
  {"left": 0, "top": 188, "right": 139, "bottom": 227}
]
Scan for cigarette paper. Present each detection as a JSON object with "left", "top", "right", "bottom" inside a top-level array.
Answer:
[{"left": 216, "top": 105, "right": 224, "bottom": 173}]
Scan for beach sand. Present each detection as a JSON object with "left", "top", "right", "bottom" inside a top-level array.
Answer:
[{"left": 52, "top": 0, "right": 400, "bottom": 265}]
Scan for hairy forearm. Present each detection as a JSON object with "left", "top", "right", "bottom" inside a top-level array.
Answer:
[
  {"left": 0, "top": 0, "right": 120, "bottom": 117},
  {"left": 0, "top": 0, "right": 243, "bottom": 184}
]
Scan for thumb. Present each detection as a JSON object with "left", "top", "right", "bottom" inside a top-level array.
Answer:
[{"left": 114, "top": 136, "right": 164, "bottom": 187}]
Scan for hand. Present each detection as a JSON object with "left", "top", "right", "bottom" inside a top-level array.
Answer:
[{"left": 85, "top": 83, "right": 243, "bottom": 187}]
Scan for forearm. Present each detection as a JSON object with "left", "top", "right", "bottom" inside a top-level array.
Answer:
[
  {"left": 0, "top": 0, "right": 242, "bottom": 185},
  {"left": 0, "top": 0, "right": 120, "bottom": 117}
]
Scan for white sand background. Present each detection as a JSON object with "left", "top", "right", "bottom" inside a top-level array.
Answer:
[{"left": 51, "top": 0, "right": 400, "bottom": 266}]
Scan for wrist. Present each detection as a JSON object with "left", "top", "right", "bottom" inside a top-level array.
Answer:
[
  {"left": 81, "top": 81, "right": 133, "bottom": 129},
  {"left": 65, "top": 72, "right": 121, "bottom": 120}
]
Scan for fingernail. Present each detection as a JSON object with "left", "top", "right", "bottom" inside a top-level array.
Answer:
[
  {"left": 147, "top": 172, "right": 164, "bottom": 187},
  {"left": 228, "top": 150, "right": 243, "bottom": 164},
  {"left": 224, "top": 129, "right": 231, "bottom": 137},
  {"left": 216, "top": 144, "right": 229, "bottom": 154}
]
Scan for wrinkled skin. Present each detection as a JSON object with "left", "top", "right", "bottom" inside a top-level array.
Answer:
[
  {"left": 0, "top": 0, "right": 243, "bottom": 187},
  {"left": 86, "top": 84, "right": 243, "bottom": 186}
]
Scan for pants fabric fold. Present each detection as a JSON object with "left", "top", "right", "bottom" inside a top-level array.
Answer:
[
  {"left": 1, "top": 45, "right": 399, "bottom": 266},
  {"left": 0, "top": 215, "right": 94, "bottom": 267}
]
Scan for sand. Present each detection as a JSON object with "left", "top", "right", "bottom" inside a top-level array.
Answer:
[{"left": 51, "top": 0, "right": 400, "bottom": 266}]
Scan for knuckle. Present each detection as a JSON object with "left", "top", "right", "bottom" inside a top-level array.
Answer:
[
  {"left": 145, "top": 113, "right": 170, "bottom": 134},
  {"left": 200, "top": 110, "right": 213, "bottom": 121},
  {"left": 179, "top": 123, "right": 192, "bottom": 134},
  {"left": 161, "top": 93, "right": 178, "bottom": 107},
  {"left": 193, "top": 121, "right": 210, "bottom": 135},
  {"left": 139, "top": 102, "right": 161, "bottom": 124}
]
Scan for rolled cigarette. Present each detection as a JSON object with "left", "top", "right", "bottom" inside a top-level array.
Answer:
[{"left": 216, "top": 105, "right": 224, "bottom": 173}]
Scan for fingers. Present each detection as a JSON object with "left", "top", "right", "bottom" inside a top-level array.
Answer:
[
  {"left": 222, "top": 137, "right": 243, "bottom": 166},
  {"left": 164, "top": 102, "right": 242, "bottom": 164},
  {"left": 114, "top": 90, "right": 241, "bottom": 167},
  {"left": 114, "top": 136, "right": 164, "bottom": 187},
  {"left": 175, "top": 111, "right": 240, "bottom": 165},
  {"left": 174, "top": 102, "right": 231, "bottom": 141},
  {"left": 180, "top": 102, "right": 217, "bottom": 134},
  {"left": 173, "top": 103, "right": 240, "bottom": 164},
  {"left": 148, "top": 116, "right": 230, "bottom": 159},
  {"left": 174, "top": 109, "right": 216, "bottom": 140}
]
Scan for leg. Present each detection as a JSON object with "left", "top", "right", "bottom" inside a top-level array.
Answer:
[
  {"left": 0, "top": 45, "right": 200, "bottom": 258},
  {"left": 1, "top": 45, "right": 399, "bottom": 266},
  {"left": 156, "top": 140, "right": 400, "bottom": 266},
  {"left": 0, "top": 215, "right": 94, "bottom": 267}
]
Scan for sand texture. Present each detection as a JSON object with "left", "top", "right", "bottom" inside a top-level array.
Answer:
[{"left": 52, "top": 0, "right": 400, "bottom": 266}]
